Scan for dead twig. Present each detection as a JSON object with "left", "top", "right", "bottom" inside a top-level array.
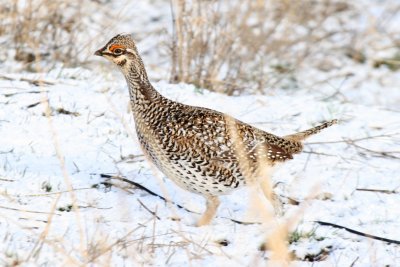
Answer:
[
  {"left": 315, "top": 221, "right": 400, "bottom": 245},
  {"left": 0, "top": 74, "right": 55, "bottom": 86},
  {"left": 0, "top": 177, "right": 15, "bottom": 182},
  {"left": 350, "top": 256, "right": 359, "bottom": 267},
  {"left": 0, "top": 205, "right": 61, "bottom": 216},
  {"left": 356, "top": 188, "right": 398, "bottom": 194},
  {"left": 85, "top": 220, "right": 151, "bottom": 264},
  {"left": 347, "top": 140, "right": 400, "bottom": 159},
  {"left": 27, "top": 101, "right": 42, "bottom": 108},
  {"left": 20, "top": 187, "right": 95, "bottom": 197},
  {"left": 3, "top": 90, "right": 46, "bottom": 97},
  {"left": 117, "top": 154, "right": 145, "bottom": 163},
  {"left": 307, "top": 133, "right": 399, "bottom": 145},
  {"left": 137, "top": 199, "right": 161, "bottom": 220},
  {"left": 302, "top": 150, "right": 338, "bottom": 157},
  {"left": 21, "top": 77, "right": 55, "bottom": 86},
  {"left": 0, "top": 149, "right": 14, "bottom": 154},
  {"left": 99, "top": 173, "right": 256, "bottom": 225},
  {"left": 308, "top": 133, "right": 400, "bottom": 159}
]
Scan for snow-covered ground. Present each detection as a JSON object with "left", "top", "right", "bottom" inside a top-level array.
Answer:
[
  {"left": 1, "top": 0, "right": 400, "bottom": 266},
  {"left": 1, "top": 65, "right": 399, "bottom": 266}
]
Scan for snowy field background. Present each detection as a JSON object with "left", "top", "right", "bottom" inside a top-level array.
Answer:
[{"left": 0, "top": 0, "right": 400, "bottom": 266}]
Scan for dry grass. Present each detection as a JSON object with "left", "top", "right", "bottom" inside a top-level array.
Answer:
[
  {"left": 0, "top": 0, "right": 106, "bottom": 69},
  {"left": 0, "top": 0, "right": 85, "bottom": 69},
  {"left": 168, "top": 0, "right": 354, "bottom": 94},
  {"left": 169, "top": 0, "right": 400, "bottom": 94}
]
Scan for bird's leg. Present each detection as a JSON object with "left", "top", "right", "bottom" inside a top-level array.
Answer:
[
  {"left": 197, "top": 196, "right": 220, "bottom": 226},
  {"left": 259, "top": 177, "right": 283, "bottom": 216},
  {"left": 270, "top": 191, "right": 283, "bottom": 216}
]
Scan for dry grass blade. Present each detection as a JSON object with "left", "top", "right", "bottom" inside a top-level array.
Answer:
[
  {"left": 0, "top": 74, "right": 55, "bottom": 86},
  {"left": 40, "top": 85, "right": 86, "bottom": 261},
  {"left": 26, "top": 193, "right": 62, "bottom": 261},
  {"left": 19, "top": 187, "right": 95, "bottom": 197},
  {"left": 0, "top": 210, "right": 81, "bottom": 265},
  {"left": 0, "top": 205, "right": 61, "bottom": 216},
  {"left": 137, "top": 199, "right": 161, "bottom": 220},
  {"left": 84, "top": 221, "right": 151, "bottom": 265},
  {"left": 307, "top": 133, "right": 400, "bottom": 145}
]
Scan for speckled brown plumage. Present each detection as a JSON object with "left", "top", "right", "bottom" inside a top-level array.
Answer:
[{"left": 95, "top": 34, "right": 337, "bottom": 225}]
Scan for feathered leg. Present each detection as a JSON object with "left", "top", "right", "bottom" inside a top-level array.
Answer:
[{"left": 197, "top": 196, "right": 220, "bottom": 226}]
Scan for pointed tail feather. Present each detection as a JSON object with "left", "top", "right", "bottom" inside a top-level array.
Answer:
[{"left": 284, "top": 119, "right": 338, "bottom": 141}]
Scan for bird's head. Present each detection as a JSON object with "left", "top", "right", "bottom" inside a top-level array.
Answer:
[{"left": 95, "top": 34, "right": 139, "bottom": 71}]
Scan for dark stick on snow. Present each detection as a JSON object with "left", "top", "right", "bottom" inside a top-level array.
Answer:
[
  {"left": 99, "top": 173, "right": 192, "bottom": 212},
  {"left": 356, "top": 188, "right": 398, "bottom": 194},
  {"left": 315, "top": 221, "right": 400, "bottom": 245},
  {"left": 99, "top": 173, "right": 256, "bottom": 225}
]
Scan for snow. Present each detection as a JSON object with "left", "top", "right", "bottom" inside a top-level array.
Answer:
[
  {"left": 1, "top": 67, "right": 399, "bottom": 266},
  {"left": 1, "top": 0, "right": 400, "bottom": 266}
]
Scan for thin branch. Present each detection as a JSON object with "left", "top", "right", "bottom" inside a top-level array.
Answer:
[
  {"left": 137, "top": 199, "right": 161, "bottom": 220},
  {"left": 84, "top": 221, "right": 150, "bottom": 264},
  {"left": 99, "top": 174, "right": 256, "bottom": 225},
  {"left": 356, "top": 188, "right": 398, "bottom": 194},
  {"left": 307, "top": 133, "right": 399, "bottom": 145},
  {"left": 0, "top": 74, "right": 55, "bottom": 86},
  {"left": 307, "top": 133, "right": 400, "bottom": 159},
  {"left": 0, "top": 149, "right": 14, "bottom": 154},
  {"left": 0, "top": 177, "right": 15, "bottom": 182},
  {"left": 350, "top": 256, "right": 359, "bottom": 267},
  {"left": 20, "top": 187, "right": 95, "bottom": 197},
  {"left": 27, "top": 101, "right": 42, "bottom": 108},
  {"left": 302, "top": 150, "right": 338, "bottom": 157},
  {"left": 0, "top": 205, "right": 61, "bottom": 216},
  {"left": 99, "top": 173, "right": 190, "bottom": 210},
  {"left": 347, "top": 141, "right": 400, "bottom": 159},
  {"left": 315, "top": 221, "right": 400, "bottom": 245},
  {"left": 3, "top": 90, "right": 46, "bottom": 97}
]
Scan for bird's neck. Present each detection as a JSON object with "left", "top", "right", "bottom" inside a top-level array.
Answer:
[{"left": 123, "top": 57, "right": 160, "bottom": 106}]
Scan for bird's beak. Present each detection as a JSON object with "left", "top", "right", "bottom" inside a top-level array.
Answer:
[{"left": 94, "top": 49, "right": 103, "bottom": 56}]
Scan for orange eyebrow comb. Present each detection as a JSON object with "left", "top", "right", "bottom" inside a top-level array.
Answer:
[{"left": 109, "top": 44, "right": 125, "bottom": 52}]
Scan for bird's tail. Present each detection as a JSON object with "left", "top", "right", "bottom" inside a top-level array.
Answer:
[{"left": 284, "top": 119, "right": 338, "bottom": 142}]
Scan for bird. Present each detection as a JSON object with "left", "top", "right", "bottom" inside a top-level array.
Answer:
[{"left": 95, "top": 33, "right": 337, "bottom": 226}]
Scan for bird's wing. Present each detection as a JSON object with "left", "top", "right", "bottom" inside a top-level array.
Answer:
[{"left": 162, "top": 106, "right": 296, "bottom": 165}]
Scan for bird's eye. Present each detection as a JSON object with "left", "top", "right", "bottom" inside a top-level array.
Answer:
[
  {"left": 114, "top": 48, "right": 123, "bottom": 54},
  {"left": 109, "top": 44, "right": 125, "bottom": 55}
]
